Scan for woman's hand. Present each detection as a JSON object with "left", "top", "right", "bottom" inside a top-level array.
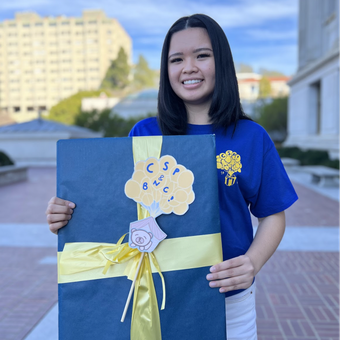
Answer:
[
  {"left": 45, "top": 197, "right": 75, "bottom": 235},
  {"left": 207, "top": 211, "right": 286, "bottom": 293},
  {"left": 206, "top": 255, "right": 255, "bottom": 293}
]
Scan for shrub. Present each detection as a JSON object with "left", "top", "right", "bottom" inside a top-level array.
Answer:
[
  {"left": 276, "top": 147, "right": 339, "bottom": 169},
  {"left": 0, "top": 151, "right": 14, "bottom": 166}
]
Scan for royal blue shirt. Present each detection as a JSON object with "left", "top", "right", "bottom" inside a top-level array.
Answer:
[{"left": 129, "top": 117, "right": 298, "bottom": 297}]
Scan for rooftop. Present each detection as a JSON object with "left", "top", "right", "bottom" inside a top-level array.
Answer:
[
  {"left": 111, "top": 89, "right": 158, "bottom": 119},
  {"left": 0, "top": 118, "right": 100, "bottom": 136}
]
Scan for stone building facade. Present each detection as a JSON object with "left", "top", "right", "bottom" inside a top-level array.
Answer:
[{"left": 285, "top": 0, "right": 339, "bottom": 159}]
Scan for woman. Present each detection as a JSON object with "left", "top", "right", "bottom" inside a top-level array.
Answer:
[{"left": 47, "top": 14, "right": 298, "bottom": 339}]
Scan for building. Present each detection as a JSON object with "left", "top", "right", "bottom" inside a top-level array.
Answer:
[
  {"left": 236, "top": 73, "right": 290, "bottom": 117},
  {"left": 110, "top": 89, "right": 158, "bottom": 119},
  {"left": 237, "top": 73, "right": 290, "bottom": 101},
  {"left": 0, "top": 118, "right": 102, "bottom": 166},
  {"left": 81, "top": 92, "right": 120, "bottom": 112},
  {"left": 285, "top": 0, "right": 339, "bottom": 159},
  {"left": 0, "top": 10, "right": 132, "bottom": 123}
]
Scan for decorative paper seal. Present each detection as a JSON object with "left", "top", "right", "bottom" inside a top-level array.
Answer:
[
  {"left": 124, "top": 155, "right": 195, "bottom": 218},
  {"left": 128, "top": 216, "right": 167, "bottom": 253}
]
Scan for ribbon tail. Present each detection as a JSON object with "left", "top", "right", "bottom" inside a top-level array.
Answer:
[
  {"left": 131, "top": 253, "right": 162, "bottom": 340},
  {"left": 150, "top": 252, "right": 166, "bottom": 310}
]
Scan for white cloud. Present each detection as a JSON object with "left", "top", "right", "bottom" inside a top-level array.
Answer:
[
  {"left": 0, "top": 0, "right": 298, "bottom": 31},
  {"left": 246, "top": 29, "right": 297, "bottom": 41},
  {"left": 0, "top": 0, "right": 298, "bottom": 73},
  {"left": 0, "top": 0, "right": 49, "bottom": 10}
]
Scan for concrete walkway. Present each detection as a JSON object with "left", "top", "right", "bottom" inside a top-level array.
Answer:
[{"left": 0, "top": 167, "right": 338, "bottom": 340}]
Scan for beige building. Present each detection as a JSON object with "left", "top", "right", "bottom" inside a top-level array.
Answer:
[
  {"left": 237, "top": 73, "right": 291, "bottom": 101},
  {"left": 0, "top": 10, "right": 132, "bottom": 123}
]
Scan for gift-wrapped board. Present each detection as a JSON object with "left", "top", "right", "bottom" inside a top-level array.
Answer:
[{"left": 57, "top": 135, "right": 226, "bottom": 340}]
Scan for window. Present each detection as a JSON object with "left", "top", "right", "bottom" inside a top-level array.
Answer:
[
  {"left": 49, "top": 22, "right": 57, "bottom": 26},
  {"left": 35, "top": 22, "right": 43, "bottom": 26},
  {"left": 62, "top": 21, "right": 70, "bottom": 25},
  {"left": 14, "top": 106, "right": 20, "bottom": 112},
  {"left": 27, "top": 107, "right": 35, "bottom": 111},
  {"left": 310, "top": 81, "right": 322, "bottom": 134}
]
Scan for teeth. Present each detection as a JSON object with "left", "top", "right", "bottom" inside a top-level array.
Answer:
[{"left": 183, "top": 80, "right": 202, "bottom": 85}]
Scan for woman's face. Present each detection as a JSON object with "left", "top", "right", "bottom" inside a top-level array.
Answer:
[{"left": 168, "top": 27, "right": 215, "bottom": 108}]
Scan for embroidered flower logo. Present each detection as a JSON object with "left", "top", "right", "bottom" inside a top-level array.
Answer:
[{"left": 216, "top": 151, "right": 242, "bottom": 186}]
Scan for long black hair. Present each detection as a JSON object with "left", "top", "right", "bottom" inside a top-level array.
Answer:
[{"left": 158, "top": 14, "right": 251, "bottom": 135}]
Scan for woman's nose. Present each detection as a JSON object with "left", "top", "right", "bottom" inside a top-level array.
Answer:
[{"left": 183, "top": 59, "right": 198, "bottom": 73}]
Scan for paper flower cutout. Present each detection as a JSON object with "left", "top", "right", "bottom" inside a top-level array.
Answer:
[{"left": 124, "top": 155, "right": 195, "bottom": 217}]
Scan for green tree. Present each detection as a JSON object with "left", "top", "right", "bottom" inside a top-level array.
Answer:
[
  {"left": 256, "top": 97, "right": 288, "bottom": 141},
  {"left": 47, "top": 90, "right": 109, "bottom": 125},
  {"left": 259, "top": 68, "right": 286, "bottom": 77},
  {"left": 100, "top": 47, "right": 131, "bottom": 90},
  {"left": 236, "top": 63, "right": 254, "bottom": 73},
  {"left": 133, "top": 55, "right": 156, "bottom": 89},
  {"left": 74, "top": 109, "right": 155, "bottom": 137},
  {"left": 258, "top": 76, "right": 272, "bottom": 98}
]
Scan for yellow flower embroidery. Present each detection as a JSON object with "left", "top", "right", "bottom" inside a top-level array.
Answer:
[{"left": 216, "top": 151, "right": 242, "bottom": 186}]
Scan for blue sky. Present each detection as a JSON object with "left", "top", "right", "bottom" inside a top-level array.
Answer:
[{"left": 0, "top": 0, "right": 298, "bottom": 75}]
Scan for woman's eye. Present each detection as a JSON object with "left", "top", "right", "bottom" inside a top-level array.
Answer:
[
  {"left": 170, "top": 58, "right": 182, "bottom": 63},
  {"left": 197, "top": 54, "right": 211, "bottom": 59}
]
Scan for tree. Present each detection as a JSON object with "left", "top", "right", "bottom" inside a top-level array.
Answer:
[
  {"left": 259, "top": 68, "right": 286, "bottom": 77},
  {"left": 235, "top": 63, "right": 254, "bottom": 73},
  {"left": 133, "top": 55, "right": 157, "bottom": 89},
  {"left": 258, "top": 76, "right": 272, "bottom": 98},
  {"left": 256, "top": 97, "right": 288, "bottom": 142},
  {"left": 47, "top": 90, "right": 109, "bottom": 125},
  {"left": 100, "top": 47, "right": 131, "bottom": 90},
  {"left": 74, "top": 109, "right": 154, "bottom": 137}
]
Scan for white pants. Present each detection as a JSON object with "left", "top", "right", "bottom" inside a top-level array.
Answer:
[{"left": 225, "top": 282, "right": 257, "bottom": 340}]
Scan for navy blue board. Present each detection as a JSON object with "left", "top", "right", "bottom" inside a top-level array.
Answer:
[{"left": 57, "top": 135, "right": 226, "bottom": 340}]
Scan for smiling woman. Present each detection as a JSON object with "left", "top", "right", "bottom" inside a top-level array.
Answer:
[
  {"left": 167, "top": 27, "right": 215, "bottom": 123},
  {"left": 157, "top": 14, "right": 244, "bottom": 135},
  {"left": 46, "top": 13, "right": 298, "bottom": 340}
]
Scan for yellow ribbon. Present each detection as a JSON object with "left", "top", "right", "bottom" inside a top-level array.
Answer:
[
  {"left": 58, "top": 233, "right": 222, "bottom": 283},
  {"left": 58, "top": 233, "right": 222, "bottom": 340},
  {"left": 58, "top": 136, "right": 223, "bottom": 340}
]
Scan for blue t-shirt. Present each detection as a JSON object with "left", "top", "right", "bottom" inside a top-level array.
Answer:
[{"left": 129, "top": 117, "right": 298, "bottom": 296}]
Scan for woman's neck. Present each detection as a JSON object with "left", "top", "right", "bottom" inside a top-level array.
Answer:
[{"left": 185, "top": 101, "right": 212, "bottom": 125}]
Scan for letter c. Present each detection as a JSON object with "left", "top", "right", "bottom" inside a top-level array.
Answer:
[{"left": 147, "top": 163, "right": 154, "bottom": 173}]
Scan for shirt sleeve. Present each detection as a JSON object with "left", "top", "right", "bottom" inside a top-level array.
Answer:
[{"left": 249, "top": 143, "right": 298, "bottom": 218}]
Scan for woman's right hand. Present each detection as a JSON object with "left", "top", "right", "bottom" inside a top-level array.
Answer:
[{"left": 46, "top": 197, "right": 75, "bottom": 235}]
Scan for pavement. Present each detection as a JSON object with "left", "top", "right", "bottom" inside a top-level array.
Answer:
[{"left": 0, "top": 166, "right": 339, "bottom": 340}]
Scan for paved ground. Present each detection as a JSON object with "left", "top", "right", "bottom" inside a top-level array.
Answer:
[{"left": 0, "top": 167, "right": 338, "bottom": 340}]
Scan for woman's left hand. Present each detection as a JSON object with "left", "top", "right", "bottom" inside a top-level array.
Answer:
[
  {"left": 207, "top": 211, "right": 286, "bottom": 293},
  {"left": 206, "top": 255, "right": 255, "bottom": 293}
]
